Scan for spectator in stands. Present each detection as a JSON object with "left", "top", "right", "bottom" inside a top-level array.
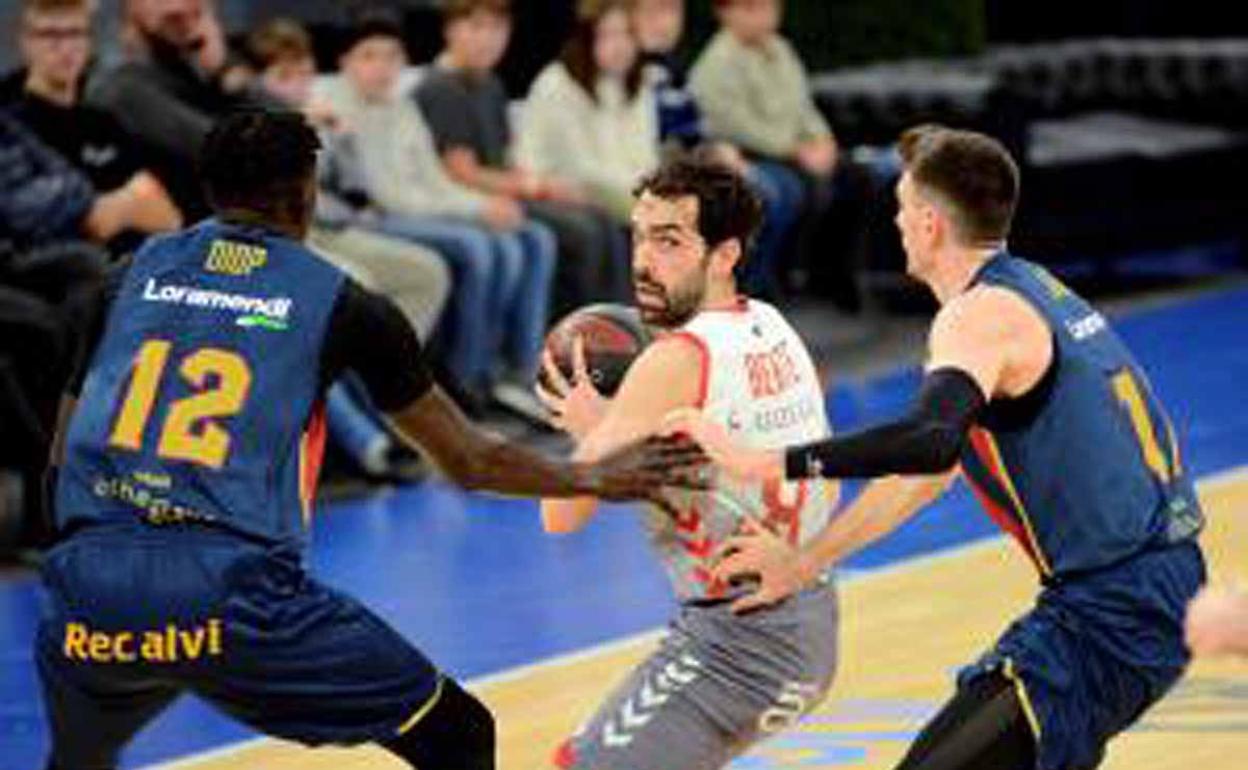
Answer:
[
  {"left": 691, "top": 0, "right": 865, "bottom": 309},
  {"left": 0, "top": 278, "right": 65, "bottom": 553},
  {"left": 318, "top": 10, "right": 554, "bottom": 421},
  {"left": 417, "top": 0, "right": 630, "bottom": 318},
  {"left": 1, "top": 109, "right": 126, "bottom": 551},
  {"left": 85, "top": 0, "right": 276, "bottom": 221},
  {"left": 1, "top": 110, "right": 119, "bottom": 295},
  {"left": 632, "top": 0, "right": 801, "bottom": 300},
  {"left": 11, "top": 0, "right": 182, "bottom": 256},
  {"left": 247, "top": 17, "right": 454, "bottom": 476},
  {"left": 517, "top": 0, "right": 660, "bottom": 225},
  {"left": 246, "top": 18, "right": 450, "bottom": 343}
]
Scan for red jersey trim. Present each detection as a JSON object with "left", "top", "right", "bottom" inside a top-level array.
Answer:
[
  {"left": 299, "top": 402, "right": 328, "bottom": 527},
  {"left": 661, "top": 331, "right": 711, "bottom": 408}
]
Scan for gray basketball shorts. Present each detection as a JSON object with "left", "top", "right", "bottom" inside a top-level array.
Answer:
[{"left": 553, "top": 581, "right": 839, "bottom": 770}]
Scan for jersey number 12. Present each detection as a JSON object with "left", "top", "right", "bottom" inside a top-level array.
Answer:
[{"left": 108, "top": 339, "right": 252, "bottom": 469}]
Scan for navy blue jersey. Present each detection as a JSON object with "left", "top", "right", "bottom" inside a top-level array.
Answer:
[
  {"left": 959, "top": 253, "right": 1203, "bottom": 579},
  {"left": 56, "top": 219, "right": 345, "bottom": 549}
]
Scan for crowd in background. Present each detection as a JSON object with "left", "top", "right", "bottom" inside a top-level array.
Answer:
[{"left": 0, "top": 0, "right": 876, "bottom": 554}]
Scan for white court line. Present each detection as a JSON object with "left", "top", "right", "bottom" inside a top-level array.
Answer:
[{"left": 140, "top": 466, "right": 1248, "bottom": 769}]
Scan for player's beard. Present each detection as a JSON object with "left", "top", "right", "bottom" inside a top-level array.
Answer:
[{"left": 634, "top": 266, "right": 708, "bottom": 329}]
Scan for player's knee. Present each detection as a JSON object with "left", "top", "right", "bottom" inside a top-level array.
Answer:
[{"left": 383, "top": 677, "right": 495, "bottom": 770}]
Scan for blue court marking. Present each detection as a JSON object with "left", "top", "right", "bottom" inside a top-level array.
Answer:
[{"left": 0, "top": 285, "right": 1246, "bottom": 768}]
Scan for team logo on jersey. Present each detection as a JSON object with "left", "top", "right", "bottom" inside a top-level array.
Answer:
[
  {"left": 142, "top": 278, "right": 293, "bottom": 331},
  {"left": 205, "top": 239, "right": 268, "bottom": 276}
]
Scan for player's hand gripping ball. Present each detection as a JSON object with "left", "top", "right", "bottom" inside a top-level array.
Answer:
[{"left": 540, "top": 303, "right": 652, "bottom": 397}]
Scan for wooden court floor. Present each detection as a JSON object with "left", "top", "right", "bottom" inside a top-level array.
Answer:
[{"left": 157, "top": 472, "right": 1248, "bottom": 770}]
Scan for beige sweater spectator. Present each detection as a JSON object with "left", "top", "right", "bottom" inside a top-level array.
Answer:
[
  {"left": 516, "top": 62, "right": 659, "bottom": 222},
  {"left": 316, "top": 76, "right": 487, "bottom": 220},
  {"left": 689, "top": 30, "right": 832, "bottom": 160}
]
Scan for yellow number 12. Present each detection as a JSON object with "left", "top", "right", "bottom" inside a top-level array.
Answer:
[
  {"left": 1111, "top": 369, "right": 1179, "bottom": 484},
  {"left": 108, "top": 340, "right": 252, "bottom": 469}
]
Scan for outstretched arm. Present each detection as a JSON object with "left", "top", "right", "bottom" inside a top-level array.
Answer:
[
  {"left": 325, "top": 282, "right": 702, "bottom": 504},
  {"left": 386, "top": 387, "right": 699, "bottom": 502},
  {"left": 712, "top": 472, "right": 957, "bottom": 612},
  {"left": 667, "top": 286, "right": 1050, "bottom": 482},
  {"left": 540, "top": 337, "right": 706, "bottom": 533}
]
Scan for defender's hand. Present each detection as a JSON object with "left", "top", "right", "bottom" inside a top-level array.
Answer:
[
  {"left": 582, "top": 435, "right": 710, "bottom": 508},
  {"left": 662, "top": 408, "right": 783, "bottom": 483},
  {"left": 1186, "top": 586, "right": 1248, "bottom": 657},
  {"left": 536, "top": 336, "right": 607, "bottom": 441},
  {"left": 712, "top": 517, "right": 813, "bottom": 613}
]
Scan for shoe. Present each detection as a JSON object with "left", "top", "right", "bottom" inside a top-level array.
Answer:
[{"left": 490, "top": 380, "right": 552, "bottom": 428}]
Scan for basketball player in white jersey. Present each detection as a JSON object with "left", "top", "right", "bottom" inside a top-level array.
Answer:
[{"left": 536, "top": 155, "right": 840, "bottom": 770}]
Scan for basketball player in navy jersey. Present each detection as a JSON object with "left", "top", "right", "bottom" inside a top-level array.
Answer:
[
  {"left": 37, "top": 110, "right": 702, "bottom": 770},
  {"left": 669, "top": 125, "right": 1207, "bottom": 769}
]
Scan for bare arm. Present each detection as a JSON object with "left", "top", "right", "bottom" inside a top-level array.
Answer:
[
  {"left": 790, "top": 473, "right": 956, "bottom": 579},
  {"left": 712, "top": 472, "right": 957, "bottom": 612},
  {"left": 925, "top": 285, "right": 1051, "bottom": 401},
  {"left": 124, "top": 171, "right": 183, "bottom": 233},
  {"left": 442, "top": 147, "right": 529, "bottom": 198},
  {"left": 541, "top": 337, "right": 705, "bottom": 533},
  {"left": 668, "top": 286, "right": 1052, "bottom": 482},
  {"left": 385, "top": 386, "right": 696, "bottom": 503}
]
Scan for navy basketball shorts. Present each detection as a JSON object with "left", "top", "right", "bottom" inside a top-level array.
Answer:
[
  {"left": 958, "top": 541, "right": 1206, "bottom": 770},
  {"left": 36, "top": 527, "right": 441, "bottom": 768}
]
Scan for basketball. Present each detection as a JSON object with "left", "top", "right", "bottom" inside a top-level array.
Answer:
[{"left": 542, "top": 303, "right": 652, "bottom": 396}]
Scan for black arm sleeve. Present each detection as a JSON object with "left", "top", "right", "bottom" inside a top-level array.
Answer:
[
  {"left": 319, "top": 279, "right": 434, "bottom": 412},
  {"left": 784, "top": 367, "right": 987, "bottom": 479}
]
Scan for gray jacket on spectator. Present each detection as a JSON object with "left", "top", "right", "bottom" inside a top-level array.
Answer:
[
  {"left": 0, "top": 112, "right": 95, "bottom": 249},
  {"left": 315, "top": 130, "right": 375, "bottom": 230}
]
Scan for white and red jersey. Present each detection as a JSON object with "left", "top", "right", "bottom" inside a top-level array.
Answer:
[{"left": 646, "top": 298, "right": 836, "bottom": 601}]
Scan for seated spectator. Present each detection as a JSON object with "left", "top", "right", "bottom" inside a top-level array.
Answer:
[
  {"left": 1, "top": 110, "right": 121, "bottom": 294},
  {"left": 85, "top": 0, "right": 277, "bottom": 222},
  {"left": 417, "top": 0, "right": 630, "bottom": 318},
  {"left": 632, "top": 0, "right": 801, "bottom": 300},
  {"left": 10, "top": 0, "right": 182, "bottom": 256},
  {"left": 0, "top": 279, "right": 65, "bottom": 553},
  {"left": 516, "top": 0, "right": 660, "bottom": 225},
  {"left": 317, "top": 10, "right": 554, "bottom": 421},
  {"left": 690, "top": 0, "right": 867, "bottom": 309},
  {"left": 246, "top": 17, "right": 450, "bottom": 343},
  {"left": 246, "top": 16, "right": 452, "bottom": 476}
]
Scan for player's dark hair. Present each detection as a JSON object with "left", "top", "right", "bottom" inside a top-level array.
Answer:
[
  {"left": 898, "top": 124, "right": 1020, "bottom": 246},
  {"left": 199, "top": 109, "right": 321, "bottom": 221},
  {"left": 634, "top": 151, "right": 764, "bottom": 255}
]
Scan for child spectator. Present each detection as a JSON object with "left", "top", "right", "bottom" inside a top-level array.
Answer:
[
  {"left": 632, "top": 0, "right": 802, "bottom": 299},
  {"left": 11, "top": 0, "right": 182, "bottom": 255},
  {"left": 318, "top": 10, "right": 554, "bottom": 421},
  {"left": 417, "top": 0, "right": 630, "bottom": 317},
  {"left": 691, "top": 0, "right": 866, "bottom": 308}
]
